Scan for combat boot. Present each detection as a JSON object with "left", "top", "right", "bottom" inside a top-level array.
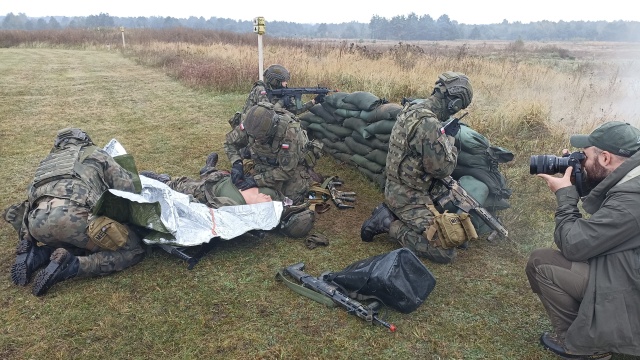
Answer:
[
  {"left": 199, "top": 152, "right": 219, "bottom": 176},
  {"left": 11, "top": 239, "right": 53, "bottom": 286},
  {"left": 32, "top": 248, "right": 80, "bottom": 296},
  {"left": 361, "top": 203, "right": 396, "bottom": 242},
  {"left": 140, "top": 170, "right": 171, "bottom": 183}
]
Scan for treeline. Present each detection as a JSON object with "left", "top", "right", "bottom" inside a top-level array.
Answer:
[{"left": 2, "top": 11, "right": 639, "bottom": 42}]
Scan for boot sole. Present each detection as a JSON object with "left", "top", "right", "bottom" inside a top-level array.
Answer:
[
  {"left": 10, "top": 240, "right": 31, "bottom": 286},
  {"left": 31, "top": 250, "right": 69, "bottom": 297}
]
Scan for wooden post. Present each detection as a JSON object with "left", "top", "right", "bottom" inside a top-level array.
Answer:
[
  {"left": 120, "top": 26, "right": 126, "bottom": 49},
  {"left": 253, "top": 17, "right": 266, "bottom": 81}
]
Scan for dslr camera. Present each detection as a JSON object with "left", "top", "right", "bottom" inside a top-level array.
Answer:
[{"left": 530, "top": 151, "right": 588, "bottom": 196}]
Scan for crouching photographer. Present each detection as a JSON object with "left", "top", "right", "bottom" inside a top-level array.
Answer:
[{"left": 526, "top": 121, "right": 640, "bottom": 359}]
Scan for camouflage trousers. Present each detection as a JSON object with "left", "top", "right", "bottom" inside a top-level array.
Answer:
[
  {"left": 26, "top": 198, "right": 145, "bottom": 277},
  {"left": 167, "top": 176, "right": 239, "bottom": 208},
  {"left": 385, "top": 181, "right": 456, "bottom": 264}
]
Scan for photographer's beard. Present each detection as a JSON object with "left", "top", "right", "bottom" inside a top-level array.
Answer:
[{"left": 584, "top": 160, "right": 611, "bottom": 190}]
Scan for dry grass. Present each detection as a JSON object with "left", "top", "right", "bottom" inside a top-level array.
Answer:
[{"left": 1, "top": 32, "right": 640, "bottom": 359}]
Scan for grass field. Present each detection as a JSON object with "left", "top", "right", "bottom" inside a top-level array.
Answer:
[{"left": 0, "top": 45, "right": 638, "bottom": 360}]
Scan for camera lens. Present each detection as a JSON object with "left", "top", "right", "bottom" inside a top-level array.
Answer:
[{"left": 530, "top": 155, "right": 571, "bottom": 175}]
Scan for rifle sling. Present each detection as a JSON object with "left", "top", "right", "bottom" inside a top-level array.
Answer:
[{"left": 276, "top": 269, "right": 336, "bottom": 308}]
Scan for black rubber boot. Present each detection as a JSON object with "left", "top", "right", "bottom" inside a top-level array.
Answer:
[
  {"left": 360, "top": 203, "right": 396, "bottom": 242},
  {"left": 140, "top": 171, "right": 171, "bottom": 183},
  {"left": 199, "top": 152, "right": 219, "bottom": 176},
  {"left": 11, "top": 239, "right": 53, "bottom": 286},
  {"left": 32, "top": 248, "right": 80, "bottom": 296}
]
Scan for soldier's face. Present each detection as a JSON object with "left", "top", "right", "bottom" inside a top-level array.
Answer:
[{"left": 241, "top": 188, "right": 272, "bottom": 204}]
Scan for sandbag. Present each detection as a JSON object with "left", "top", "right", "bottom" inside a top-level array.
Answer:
[
  {"left": 359, "top": 103, "right": 403, "bottom": 123},
  {"left": 357, "top": 167, "right": 386, "bottom": 189},
  {"left": 342, "top": 117, "right": 368, "bottom": 133},
  {"left": 343, "top": 91, "right": 385, "bottom": 111},
  {"left": 298, "top": 112, "right": 325, "bottom": 124},
  {"left": 351, "top": 131, "right": 389, "bottom": 152},
  {"left": 334, "top": 108, "right": 362, "bottom": 119},
  {"left": 308, "top": 123, "right": 339, "bottom": 142},
  {"left": 374, "top": 133, "right": 391, "bottom": 143},
  {"left": 325, "top": 92, "right": 359, "bottom": 111},
  {"left": 323, "top": 123, "right": 353, "bottom": 139},
  {"left": 322, "top": 248, "right": 436, "bottom": 314},
  {"left": 327, "top": 150, "right": 354, "bottom": 164},
  {"left": 364, "top": 149, "right": 387, "bottom": 167},
  {"left": 344, "top": 137, "right": 374, "bottom": 156},
  {"left": 309, "top": 104, "right": 339, "bottom": 124},
  {"left": 321, "top": 138, "right": 352, "bottom": 154},
  {"left": 352, "top": 154, "right": 384, "bottom": 174},
  {"left": 362, "top": 120, "right": 396, "bottom": 138}
]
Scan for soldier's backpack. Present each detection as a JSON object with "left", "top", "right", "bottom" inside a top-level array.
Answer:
[{"left": 452, "top": 124, "right": 514, "bottom": 211}]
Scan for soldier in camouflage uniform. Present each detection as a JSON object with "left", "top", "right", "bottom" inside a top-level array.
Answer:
[
  {"left": 237, "top": 64, "right": 323, "bottom": 120},
  {"left": 4, "top": 128, "right": 145, "bottom": 296},
  {"left": 360, "top": 72, "right": 474, "bottom": 264},
  {"left": 224, "top": 102, "right": 319, "bottom": 205}
]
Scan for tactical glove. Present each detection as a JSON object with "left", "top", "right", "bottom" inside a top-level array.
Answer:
[
  {"left": 237, "top": 176, "right": 258, "bottom": 191},
  {"left": 231, "top": 160, "right": 245, "bottom": 187},
  {"left": 314, "top": 94, "right": 325, "bottom": 104}
]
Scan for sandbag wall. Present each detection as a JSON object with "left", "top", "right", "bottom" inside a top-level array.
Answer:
[{"left": 299, "top": 91, "right": 402, "bottom": 189}]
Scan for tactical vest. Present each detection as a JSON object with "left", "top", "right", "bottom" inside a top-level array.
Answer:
[
  {"left": 249, "top": 114, "right": 308, "bottom": 171},
  {"left": 386, "top": 102, "right": 439, "bottom": 192},
  {"left": 28, "top": 144, "right": 109, "bottom": 209}
]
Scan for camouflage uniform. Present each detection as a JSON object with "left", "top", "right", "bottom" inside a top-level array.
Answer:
[
  {"left": 21, "top": 140, "right": 145, "bottom": 278},
  {"left": 224, "top": 105, "right": 314, "bottom": 205},
  {"left": 166, "top": 170, "right": 280, "bottom": 208},
  {"left": 384, "top": 97, "right": 459, "bottom": 263},
  {"left": 242, "top": 80, "right": 314, "bottom": 116}
]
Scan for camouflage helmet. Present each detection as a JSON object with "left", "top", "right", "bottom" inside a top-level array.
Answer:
[
  {"left": 263, "top": 64, "right": 290, "bottom": 89},
  {"left": 243, "top": 103, "right": 279, "bottom": 141},
  {"left": 54, "top": 128, "right": 94, "bottom": 148},
  {"left": 280, "top": 208, "right": 316, "bottom": 238},
  {"left": 434, "top": 71, "right": 473, "bottom": 113}
]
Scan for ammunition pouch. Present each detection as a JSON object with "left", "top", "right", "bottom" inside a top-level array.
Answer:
[
  {"left": 87, "top": 216, "right": 129, "bottom": 251},
  {"left": 423, "top": 204, "right": 477, "bottom": 249}
]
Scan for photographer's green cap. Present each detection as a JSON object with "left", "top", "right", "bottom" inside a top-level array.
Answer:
[{"left": 570, "top": 121, "right": 640, "bottom": 157}]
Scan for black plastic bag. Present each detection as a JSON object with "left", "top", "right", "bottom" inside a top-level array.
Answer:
[{"left": 322, "top": 248, "right": 436, "bottom": 313}]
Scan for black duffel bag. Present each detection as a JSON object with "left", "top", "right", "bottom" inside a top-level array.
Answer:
[{"left": 322, "top": 248, "right": 436, "bottom": 313}]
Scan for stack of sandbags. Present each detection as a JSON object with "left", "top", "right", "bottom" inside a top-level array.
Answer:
[{"left": 299, "top": 91, "right": 402, "bottom": 189}]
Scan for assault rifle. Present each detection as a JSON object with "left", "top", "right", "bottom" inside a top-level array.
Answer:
[
  {"left": 283, "top": 262, "right": 396, "bottom": 332},
  {"left": 430, "top": 176, "right": 509, "bottom": 240},
  {"left": 267, "top": 86, "right": 337, "bottom": 110}
]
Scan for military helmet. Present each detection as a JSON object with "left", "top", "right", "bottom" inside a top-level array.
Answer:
[
  {"left": 263, "top": 64, "right": 290, "bottom": 89},
  {"left": 280, "top": 208, "right": 316, "bottom": 238},
  {"left": 434, "top": 71, "right": 473, "bottom": 113},
  {"left": 243, "top": 103, "right": 279, "bottom": 142},
  {"left": 53, "top": 128, "right": 94, "bottom": 148}
]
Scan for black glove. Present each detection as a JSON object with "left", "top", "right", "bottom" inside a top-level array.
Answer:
[
  {"left": 313, "top": 94, "right": 325, "bottom": 104},
  {"left": 442, "top": 118, "right": 461, "bottom": 137},
  {"left": 237, "top": 176, "right": 258, "bottom": 191},
  {"left": 231, "top": 160, "right": 245, "bottom": 186}
]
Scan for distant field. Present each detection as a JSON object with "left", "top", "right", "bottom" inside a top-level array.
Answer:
[{"left": 0, "top": 42, "right": 638, "bottom": 360}]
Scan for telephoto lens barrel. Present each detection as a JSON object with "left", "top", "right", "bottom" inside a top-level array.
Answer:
[{"left": 530, "top": 155, "right": 570, "bottom": 175}]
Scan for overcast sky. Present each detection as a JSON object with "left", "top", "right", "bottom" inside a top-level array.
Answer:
[{"left": 1, "top": 0, "right": 637, "bottom": 25}]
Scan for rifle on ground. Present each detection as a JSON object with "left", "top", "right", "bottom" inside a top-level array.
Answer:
[
  {"left": 281, "top": 262, "right": 396, "bottom": 332},
  {"left": 430, "top": 176, "right": 509, "bottom": 240},
  {"left": 325, "top": 177, "right": 356, "bottom": 209},
  {"left": 267, "top": 86, "right": 337, "bottom": 110}
]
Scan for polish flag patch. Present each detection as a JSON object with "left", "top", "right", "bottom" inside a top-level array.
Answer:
[
  {"left": 281, "top": 144, "right": 290, "bottom": 149},
  {"left": 260, "top": 90, "right": 267, "bottom": 95},
  {"left": 240, "top": 123, "right": 245, "bottom": 130}
]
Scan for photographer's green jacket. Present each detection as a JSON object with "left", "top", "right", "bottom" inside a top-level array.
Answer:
[{"left": 553, "top": 151, "right": 640, "bottom": 355}]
